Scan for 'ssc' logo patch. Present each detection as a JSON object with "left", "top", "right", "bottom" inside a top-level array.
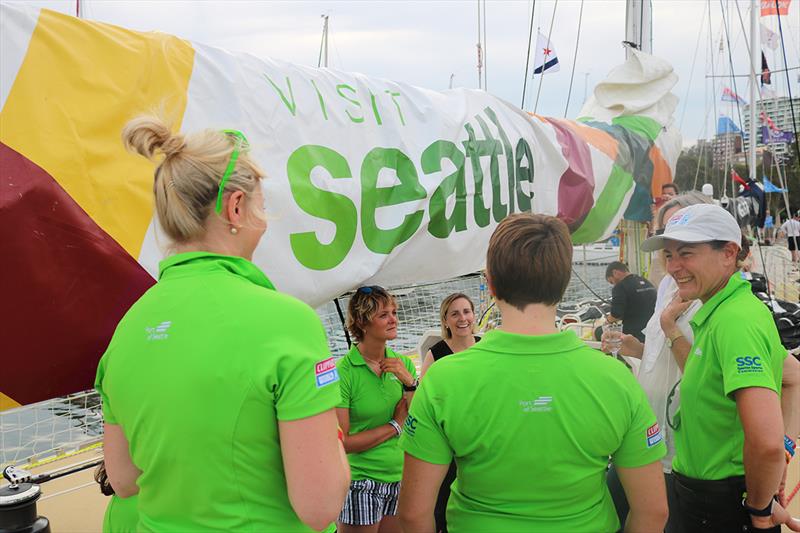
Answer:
[
  {"left": 646, "top": 423, "right": 663, "bottom": 448},
  {"left": 315, "top": 357, "right": 340, "bottom": 388},
  {"left": 736, "top": 356, "right": 763, "bottom": 374}
]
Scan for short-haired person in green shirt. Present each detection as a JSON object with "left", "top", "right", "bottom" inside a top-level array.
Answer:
[
  {"left": 95, "top": 116, "right": 350, "bottom": 531},
  {"left": 398, "top": 213, "right": 668, "bottom": 533},
  {"left": 641, "top": 204, "right": 800, "bottom": 532},
  {"left": 336, "top": 286, "right": 418, "bottom": 533}
]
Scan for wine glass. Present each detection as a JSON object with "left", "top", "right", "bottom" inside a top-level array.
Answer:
[{"left": 602, "top": 322, "right": 624, "bottom": 357}]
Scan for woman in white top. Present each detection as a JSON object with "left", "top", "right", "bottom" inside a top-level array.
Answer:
[{"left": 603, "top": 191, "right": 711, "bottom": 533}]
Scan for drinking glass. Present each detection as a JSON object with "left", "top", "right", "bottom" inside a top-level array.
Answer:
[{"left": 602, "top": 322, "right": 624, "bottom": 357}]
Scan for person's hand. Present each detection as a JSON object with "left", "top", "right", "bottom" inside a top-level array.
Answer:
[
  {"left": 392, "top": 398, "right": 409, "bottom": 426},
  {"left": 381, "top": 358, "right": 415, "bottom": 387},
  {"left": 748, "top": 499, "right": 800, "bottom": 531},
  {"left": 601, "top": 332, "right": 642, "bottom": 358},
  {"left": 660, "top": 295, "right": 693, "bottom": 335}
]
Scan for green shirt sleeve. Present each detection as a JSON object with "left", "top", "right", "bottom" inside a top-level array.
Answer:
[
  {"left": 274, "top": 307, "right": 341, "bottom": 421},
  {"left": 716, "top": 321, "right": 780, "bottom": 397},
  {"left": 612, "top": 373, "right": 666, "bottom": 468},
  {"left": 94, "top": 353, "right": 117, "bottom": 425},
  {"left": 398, "top": 370, "right": 452, "bottom": 465}
]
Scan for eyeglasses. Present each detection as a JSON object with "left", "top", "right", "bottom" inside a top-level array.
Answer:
[
  {"left": 215, "top": 129, "right": 249, "bottom": 214},
  {"left": 666, "top": 379, "right": 681, "bottom": 430}
]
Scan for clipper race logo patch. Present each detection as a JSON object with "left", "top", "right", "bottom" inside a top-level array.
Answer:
[
  {"left": 315, "top": 357, "right": 339, "bottom": 388},
  {"left": 736, "top": 356, "right": 763, "bottom": 374},
  {"left": 646, "top": 423, "right": 663, "bottom": 448}
]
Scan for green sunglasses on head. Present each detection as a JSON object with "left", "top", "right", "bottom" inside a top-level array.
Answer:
[{"left": 215, "top": 129, "right": 249, "bottom": 214}]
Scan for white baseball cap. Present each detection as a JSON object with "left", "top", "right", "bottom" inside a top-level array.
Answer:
[{"left": 641, "top": 204, "right": 742, "bottom": 252}]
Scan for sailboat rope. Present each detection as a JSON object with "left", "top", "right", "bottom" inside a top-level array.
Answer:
[
  {"left": 520, "top": 0, "right": 537, "bottom": 108},
  {"left": 563, "top": 0, "right": 584, "bottom": 118},
  {"left": 533, "top": 0, "right": 559, "bottom": 113},
  {"left": 774, "top": 0, "right": 800, "bottom": 165}
]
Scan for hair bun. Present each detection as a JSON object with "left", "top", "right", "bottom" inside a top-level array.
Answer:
[{"left": 122, "top": 115, "right": 185, "bottom": 160}]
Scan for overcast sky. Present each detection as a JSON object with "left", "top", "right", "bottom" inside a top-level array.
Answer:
[{"left": 5, "top": 0, "right": 800, "bottom": 147}]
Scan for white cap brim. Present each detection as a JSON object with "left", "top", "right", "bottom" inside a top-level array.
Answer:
[{"left": 641, "top": 229, "right": 718, "bottom": 252}]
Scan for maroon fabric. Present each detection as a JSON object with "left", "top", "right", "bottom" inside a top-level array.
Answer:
[
  {"left": 545, "top": 118, "right": 595, "bottom": 230},
  {"left": 0, "top": 142, "right": 155, "bottom": 407}
]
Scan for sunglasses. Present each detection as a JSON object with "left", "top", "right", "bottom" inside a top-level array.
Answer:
[
  {"left": 655, "top": 228, "right": 665, "bottom": 236},
  {"left": 215, "top": 129, "right": 249, "bottom": 214},
  {"left": 357, "top": 286, "right": 385, "bottom": 295}
]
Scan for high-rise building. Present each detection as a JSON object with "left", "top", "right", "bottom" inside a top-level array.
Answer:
[{"left": 742, "top": 97, "right": 800, "bottom": 160}]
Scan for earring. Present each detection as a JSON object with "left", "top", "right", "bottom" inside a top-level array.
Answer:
[{"left": 230, "top": 227, "right": 238, "bottom": 235}]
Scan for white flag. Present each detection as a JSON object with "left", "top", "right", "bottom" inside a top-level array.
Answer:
[
  {"left": 760, "top": 23, "right": 779, "bottom": 50},
  {"left": 533, "top": 31, "right": 560, "bottom": 75}
]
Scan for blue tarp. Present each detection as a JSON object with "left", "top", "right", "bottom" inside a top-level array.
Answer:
[{"left": 763, "top": 176, "right": 787, "bottom": 193}]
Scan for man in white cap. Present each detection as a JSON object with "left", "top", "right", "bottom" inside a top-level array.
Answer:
[{"left": 641, "top": 204, "right": 798, "bottom": 533}]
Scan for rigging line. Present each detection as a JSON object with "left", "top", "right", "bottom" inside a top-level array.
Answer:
[
  {"left": 534, "top": 0, "right": 559, "bottom": 114},
  {"left": 679, "top": 0, "right": 709, "bottom": 130},
  {"left": 705, "top": 66, "right": 800, "bottom": 77},
  {"left": 570, "top": 267, "right": 610, "bottom": 304},
  {"left": 520, "top": 0, "right": 537, "bottom": 108},
  {"left": 693, "top": 99, "right": 715, "bottom": 190},
  {"left": 563, "top": 0, "right": 584, "bottom": 118},
  {"left": 719, "top": 0, "right": 749, "bottom": 184},
  {"left": 333, "top": 298, "right": 351, "bottom": 349},
  {"left": 483, "top": 0, "right": 488, "bottom": 91},
  {"left": 775, "top": 1, "right": 800, "bottom": 167},
  {"left": 709, "top": 0, "right": 720, "bottom": 190},
  {"left": 477, "top": 0, "right": 482, "bottom": 89}
]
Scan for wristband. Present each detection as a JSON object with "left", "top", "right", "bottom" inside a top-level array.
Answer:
[
  {"left": 337, "top": 426, "right": 344, "bottom": 443},
  {"left": 388, "top": 419, "right": 403, "bottom": 436},
  {"left": 742, "top": 497, "right": 775, "bottom": 517},
  {"left": 403, "top": 378, "right": 419, "bottom": 392},
  {"left": 785, "top": 435, "right": 796, "bottom": 457}
]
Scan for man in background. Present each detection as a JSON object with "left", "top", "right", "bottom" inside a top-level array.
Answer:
[
  {"left": 605, "top": 261, "right": 657, "bottom": 342},
  {"left": 778, "top": 210, "right": 800, "bottom": 264},
  {"left": 661, "top": 183, "right": 679, "bottom": 200}
]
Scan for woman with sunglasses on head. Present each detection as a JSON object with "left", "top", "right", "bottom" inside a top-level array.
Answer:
[
  {"left": 336, "top": 286, "right": 418, "bottom": 533},
  {"left": 420, "top": 293, "right": 480, "bottom": 533},
  {"left": 95, "top": 116, "right": 349, "bottom": 532}
]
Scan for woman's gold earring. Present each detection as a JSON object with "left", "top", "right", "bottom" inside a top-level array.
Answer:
[{"left": 230, "top": 227, "right": 238, "bottom": 235}]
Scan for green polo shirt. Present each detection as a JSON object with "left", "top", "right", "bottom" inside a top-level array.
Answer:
[
  {"left": 673, "top": 273, "right": 785, "bottom": 480},
  {"left": 103, "top": 495, "right": 138, "bottom": 533},
  {"left": 337, "top": 346, "right": 417, "bottom": 483},
  {"left": 95, "top": 252, "right": 340, "bottom": 532},
  {"left": 399, "top": 329, "right": 664, "bottom": 532}
]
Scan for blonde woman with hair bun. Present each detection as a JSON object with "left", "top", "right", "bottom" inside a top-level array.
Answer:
[{"left": 95, "top": 116, "right": 350, "bottom": 532}]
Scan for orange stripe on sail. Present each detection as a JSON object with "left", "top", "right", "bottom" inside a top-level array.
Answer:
[
  {"left": 556, "top": 119, "right": 619, "bottom": 161},
  {"left": 0, "top": 8, "right": 194, "bottom": 257},
  {"left": 649, "top": 145, "right": 673, "bottom": 198}
]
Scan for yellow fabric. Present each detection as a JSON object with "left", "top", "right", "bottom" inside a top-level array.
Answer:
[
  {"left": 0, "top": 9, "right": 194, "bottom": 256},
  {"left": 0, "top": 392, "right": 21, "bottom": 411}
]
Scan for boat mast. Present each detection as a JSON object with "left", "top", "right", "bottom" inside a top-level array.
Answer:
[
  {"left": 748, "top": 0, "right": 758, "bottom": 184},
  {"left": 318, "top": 15, "right": 329, "bottom": 68},
  {"left": 624, "top": 0, "right": 652, "bottom": 57},
  {"left": 621, "top": 0, "right": 653, "bottom": 276}
]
